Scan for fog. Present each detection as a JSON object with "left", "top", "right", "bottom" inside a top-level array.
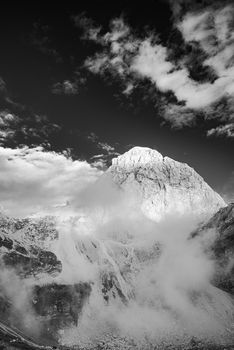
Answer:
[
  {"left": 0, "top": 171, "right": 233, "bottom": 348},
  {"left": 48, "top": 176, "right": 234, "bottom": 347}
]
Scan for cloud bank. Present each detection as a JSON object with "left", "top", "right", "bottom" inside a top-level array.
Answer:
[{"left": 0, "top": 146, "right": 101, "bottom": 217}]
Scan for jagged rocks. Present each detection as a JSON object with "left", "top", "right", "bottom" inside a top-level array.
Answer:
[
  {"left": 2, "top": 249, "right": 62, "bottom": 278},
  {"left": 0, "top": 212, "right": 61, "bottom": 278},
  {"left": 0, "top": 231, "right": 61, "bottom": 278},
  {"left": 0, "top": 214, "right": 58, "bottom": 248}
]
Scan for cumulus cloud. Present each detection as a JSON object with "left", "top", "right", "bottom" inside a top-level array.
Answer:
[
  {"left": 0, "top": 146, "right": 101, "bottom": 217},
  {"left": 76, "top": 6, "right": 234, "bottom": 135}
]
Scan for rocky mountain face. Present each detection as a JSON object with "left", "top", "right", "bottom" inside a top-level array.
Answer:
[
  {"left": 0, "top": 147, "right": 233, "bottom": 349},
  {"left": 109, "top": 147, "right": 226, "bottom": 220},
  {"left": 0, "top": 214, "right": 91, "bottom": 345},
  {"left": 0, "top": 213, "right": 62, "bottom": 278},
  {"left": 192, "top": 203, "right": 234, "bottom": 294}
]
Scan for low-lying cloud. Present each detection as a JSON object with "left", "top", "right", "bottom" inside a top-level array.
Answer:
[
  {"left": 0, "top": 146, "right": 101, "bottom": 217},
  {"left": 54, "top": 194, "right": 234, "bottom": 347}
]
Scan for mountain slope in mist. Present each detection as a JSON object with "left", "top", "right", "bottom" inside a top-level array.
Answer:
[
  {"left": 193, "top": 203, "right": 234, "bottom": 293},
  {"left": 0, "top": 147, "right": 233, "bottom": 348}
]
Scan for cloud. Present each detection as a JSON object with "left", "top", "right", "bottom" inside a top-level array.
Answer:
[
  {"left": 76, "top": 7, "right": 234, "bottom": 135},
  {"left": 0, "top": 110, "right": 60, "bottom": 147},
  {"left": 0, "top": 111, "right": 20, "bottom": 142},
  {"left": 51, "top": 80, "right": 79, "bottom": 95},
  {"left": 87, "top": 132, "right": 120, "bottom": 164},
  {"left": 0, "top": 77, "right": 61, "bottom": 148},
  {"left": 72, "top": 12, "right": 102, "bottom": 42},
  {"left": 30, "top": 22, "right": 62, "bottom": 62},
  {"left": 57, "top": 203, "right": 234, "bottom": 346},
  {"left": 0, "top": 77, "right": 19, "bottom": 106},
  {"left": 97, "top": 142, "right": 115, "bottom": 153},
  {"left": 161, "top": 104, "right": 197, "bottom": 129},
  {"left": 218, "top": 170, "right": 234, "bottom": 203},
  {"left": 0, "top": 77, "right": 7, "bottom": 94},
  {"left": 0, "top": 146, "right": 101, "bottom": 217},
  {"left": 207, "top": 123, "right": 234, "bottom": 138},
  {"left": 178, "top": 4, "right": 234, "bottom": 54}
]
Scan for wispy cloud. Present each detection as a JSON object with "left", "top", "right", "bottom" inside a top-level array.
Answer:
[
  {"left": 219, "top": 170, "right": 234, "bottom": 203},
  {"left": 0, "top": 77, "right": 20, "bottom": 106},
  {"left": 30, "top": 22, "right": 62, "bottom": 62},
  {"left": 75, "top": 6, "right": 234, "bottom": 136},
  {"left": 0, "top": 109, "right": 60, "bottom": 147},
  {"left": 72, "top": 12, "right": 102, "bottom": 42},
  {"left": 207, "top": 123, "right": 234, "bottom": 138},
  {"left": 51, "top": 80, "right": 79, "bottom": 95},
  {"left": 0, "top": 77, "right": 60, "bottom": 147},
  {"left": 87, "top": 132, "right": 120, "bottom": 168}
]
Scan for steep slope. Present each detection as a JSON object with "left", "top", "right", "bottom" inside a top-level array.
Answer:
[
  {"left": 109, "top": 147, "right": 226, "bottom": 220},
  {"left": 0, "top": 215, "right": 61, "bottom": 278},
  {"left": 193, "top": 203, "right": 234, "bottom": 293}
]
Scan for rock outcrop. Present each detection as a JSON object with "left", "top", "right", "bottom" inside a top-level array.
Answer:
[
  {"left": 0, "top": 214, "right": 61, "bottom": 278},
  {"left": 109, "top": 147, "right": 226, "bottom": 220}
]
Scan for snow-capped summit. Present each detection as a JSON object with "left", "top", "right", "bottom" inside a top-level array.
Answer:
[
  {"left": 112, "top": 146, "right": 163, "bottom": 168},
  {"left": 109, "top": 146, "right": 226, "bottom": 220}
]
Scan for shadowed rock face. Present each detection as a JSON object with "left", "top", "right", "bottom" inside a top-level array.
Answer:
[
  {"left": 0, "top": 232, "right": 62, "bottom": 278},
  {"left": 32, "top": 282, "right": 91, "bottom": 340},
  {"left": 193, "top": 203, "right": 234, "bottom": 293},
  {"left": 2, "top": 249, "right": 62, "bottom": 278},
  {"left": 0, "top": 212, "right": 61, "bottom": 277}
]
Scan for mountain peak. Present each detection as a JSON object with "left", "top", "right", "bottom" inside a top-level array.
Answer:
[
  {"left": 110, "top": 146, "right": 226, "bottom": 220},
  {"left": 112, "top": 146, "right": 163, "bottom": 168}
]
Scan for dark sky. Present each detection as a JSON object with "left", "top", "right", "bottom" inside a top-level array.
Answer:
[{"left": 0, "top": 0, "right": 233, "bottom": 197}]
